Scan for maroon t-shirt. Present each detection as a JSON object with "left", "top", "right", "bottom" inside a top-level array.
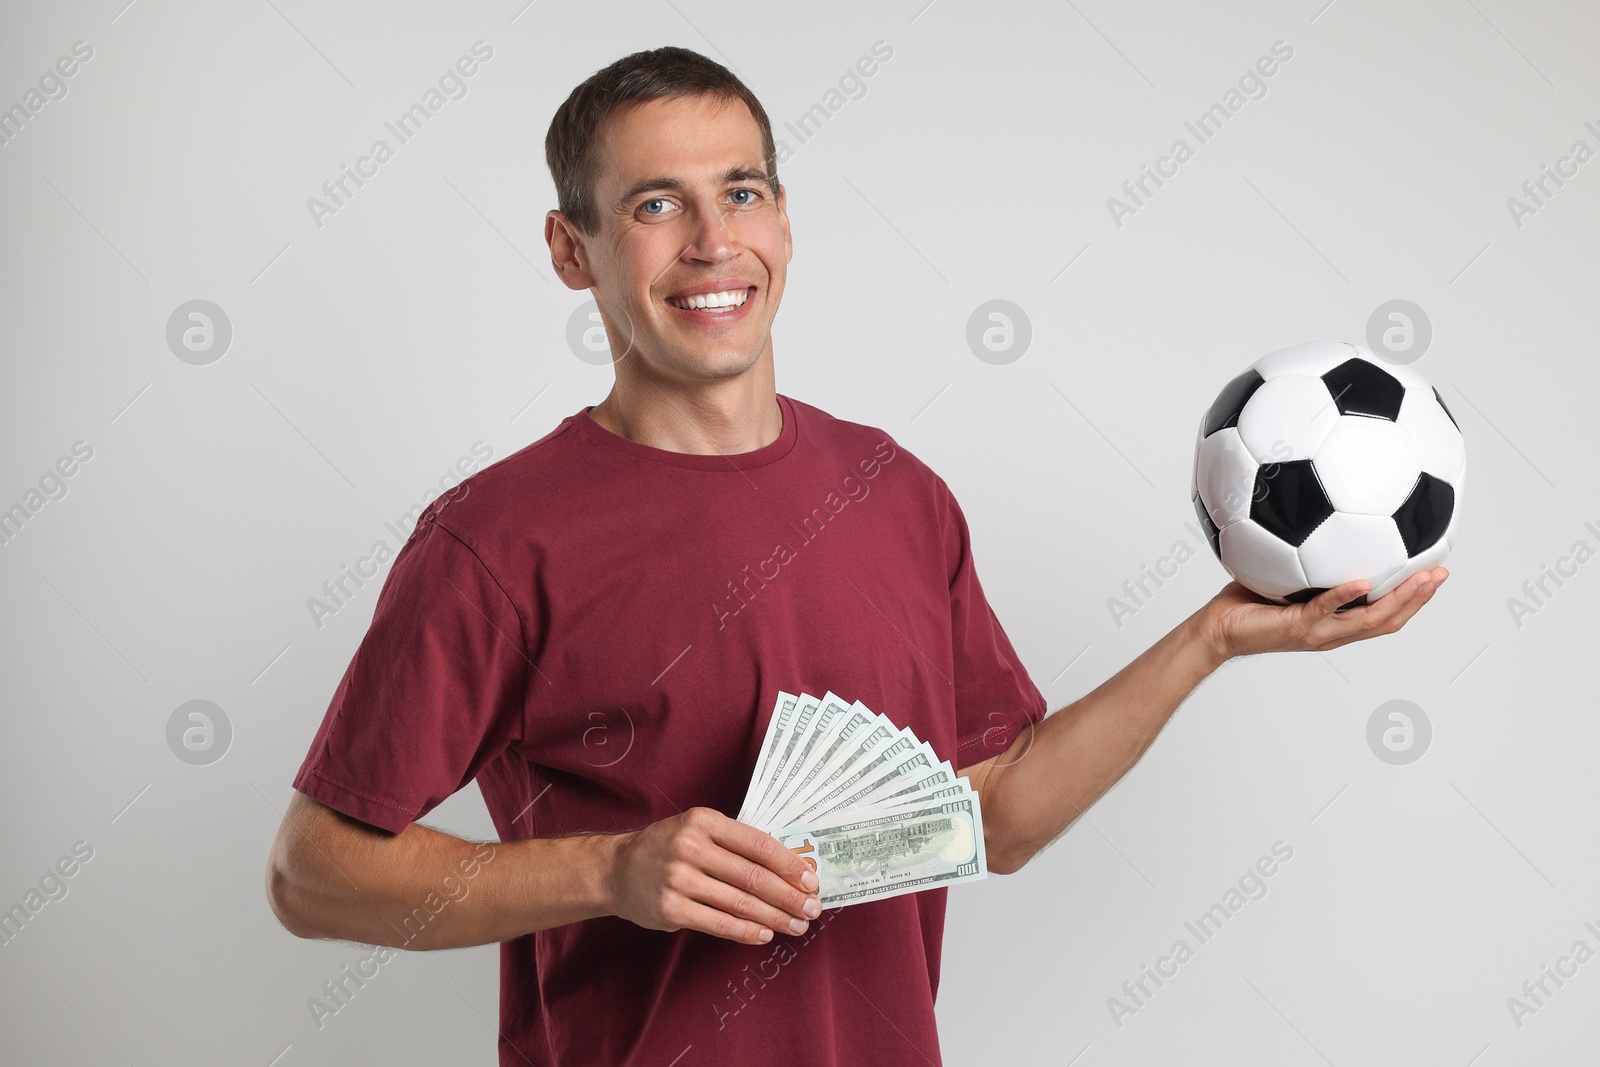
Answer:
[{"left": 293, "top": 394, "right": 1046, "bottom": 1066}]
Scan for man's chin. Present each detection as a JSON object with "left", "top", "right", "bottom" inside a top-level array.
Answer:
[{"left": 656, "top": 350, "right": 765, "bottom": 383}]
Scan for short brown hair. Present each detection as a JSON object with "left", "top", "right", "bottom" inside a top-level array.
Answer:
[{"left": 545, "top": 46, "right": 779, "bottom": 235}]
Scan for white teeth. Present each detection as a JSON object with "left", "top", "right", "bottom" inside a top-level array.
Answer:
[{"left": 668, "top": 288, "right": 749, "bottom": 310}]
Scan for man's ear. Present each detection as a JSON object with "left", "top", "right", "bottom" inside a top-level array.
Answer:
[
  {"left": 778, "top": 183, "right": 792, "bottom": 264},
  {"left": 546, "top": 210, "right": 597, "bottom": 291}
]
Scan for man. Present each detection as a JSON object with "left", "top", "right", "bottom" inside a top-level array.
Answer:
[{"left": 266, "top": 46, "right": 1446, "bottom": 1066}]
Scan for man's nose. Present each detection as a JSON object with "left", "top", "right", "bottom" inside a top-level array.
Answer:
[{"left": 681, "top": 197, "right": 740, "bottom": 261}]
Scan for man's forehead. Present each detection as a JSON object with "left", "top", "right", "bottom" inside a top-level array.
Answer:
[{"left": 595, "top": 95, "right": 767, "bottom": 192}]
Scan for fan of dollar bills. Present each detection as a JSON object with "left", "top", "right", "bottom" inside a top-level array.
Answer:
[{"left": 736, "top": 690, "right": 989, "bottom": 908}]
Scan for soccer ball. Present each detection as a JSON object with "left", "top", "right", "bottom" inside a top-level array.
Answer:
[{"left": 1191, "top": 340, "right": 1464, "bottom": 608}]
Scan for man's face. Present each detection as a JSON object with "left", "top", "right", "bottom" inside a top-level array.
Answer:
[{"left": 560, "top": 93, "right": 791, "bottom": 383}]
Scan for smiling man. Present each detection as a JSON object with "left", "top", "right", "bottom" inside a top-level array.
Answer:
[{"left": 266, "top": 46, "right": 1446, "bottom": 1066}]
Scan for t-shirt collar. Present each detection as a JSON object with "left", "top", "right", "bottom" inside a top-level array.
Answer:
[{"left": 572, "top": 393, "right": 799, "bottom": 471}]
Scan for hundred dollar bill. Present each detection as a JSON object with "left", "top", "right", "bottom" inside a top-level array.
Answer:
[
  {"left": 867, "top": 780, "right": 970, "bottom": 815},
  {"left": 784, "top": 730, "right": 915, "bottom": 827},
  {"left": 754, "top": 701, "right": 876, "bottom": 828},
  {"left": 804, "top": 743, "right": 939, "bottom": 825},
  {"left": 832, "top": 766, "right": 962, "bottom": 821},
  {"left": 773, "top": 795, "right": 988, "bottom": 908},
  {"left": 763, "top": 716, "right": 897, "bottom": 829},
  {"left": 752, "top": 691, "right": 851, "bottom": 825},
  {"left": 738, "top": 692, "right": 798, "bottom": 824},
  {"left": 747, "top": 692, "right": 820, "bottom": 820},
  {"left": 867, "top": 760, "right": 956, "bottom": 808}
]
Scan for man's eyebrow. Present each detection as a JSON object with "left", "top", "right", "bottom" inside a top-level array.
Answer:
[{"left": 614, "top": 165, "right": 776, "bottom": 210}]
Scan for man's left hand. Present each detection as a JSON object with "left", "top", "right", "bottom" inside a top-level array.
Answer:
[{"left": 1202, "top": 566, "right": 1448, "bottom": 661}]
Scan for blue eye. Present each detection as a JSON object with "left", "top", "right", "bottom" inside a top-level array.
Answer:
[
  {"left": 731, "top": 188, "right": 758, "bottom": 205},
  {"left": 641, "top": 198, "right": 669, "bottom": 216}
]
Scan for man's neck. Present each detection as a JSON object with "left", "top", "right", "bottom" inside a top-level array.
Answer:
[{"left": 587, "top": 365, "right": 783, "bottom": 456}]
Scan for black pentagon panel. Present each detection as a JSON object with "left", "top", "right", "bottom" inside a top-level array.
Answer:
[
  {"left": 1393, "top": 472, "right": 1454, "bottom": 556},
  {"left": 1433, "top": 386, "right": 1460, "bottom": 431},
  {"left": 1285, "top": 586, "right": 1368, "bottom": 611},
  {"left": 1192, "top": 493, "right": 1221, "bottom": 559},
  {"left": 1322, "top": 358, "right": 1404, "bottom": 421},
  {"left": 1203, "top": 369, "right": 1265, "bottom": 437},
  {"left": 1251, "top": 459, "right": 1334, "bottom": 547}
]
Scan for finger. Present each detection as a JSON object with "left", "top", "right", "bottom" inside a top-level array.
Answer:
[
  {"left": 705, "top": 813, "right": 820, "bottom": 892},
  {"left": 1376, "top": 572, "right": 1443, "bottom": 629},
  {"left": 1319, "top": 572, "right": 1438, "bottom": 647},
  {"left": 1288, "top": 580, "right": 1371, "bottom": 648},
  {"left": 699, "top": 843, "right": 820, "bottom": 922},
  {"left": 680, "top": 867, "right": 814, "bottom": 936},
  {"left": 1311, "top": 579, "right": 1371, "bottom": 616},
  {"left": 666, "top": 893, "right": 778, "bottom": 946}
]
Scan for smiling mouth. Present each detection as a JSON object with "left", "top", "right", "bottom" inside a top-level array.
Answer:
[{"left": 665, "top": 287, "right": 754, "bottom": 313}]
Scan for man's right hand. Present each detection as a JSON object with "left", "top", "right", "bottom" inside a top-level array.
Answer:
[{"left": 604, "top": 806, "right": 822, "bottom": 945}]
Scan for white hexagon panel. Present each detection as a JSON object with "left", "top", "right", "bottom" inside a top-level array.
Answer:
[
  {"left": 1195, "top": 426, "right": 1259, "bottom": 528},
  {"left": 1235, "top": 375, "right": 1342, "bottom": 463},
  {"left": 1299, "top": 512, "right": 1411, "bottom": 591},
  {"left": 1255, "top": 339, "right": 1354, "bottom": 380},
  {"left": 1314, "top": 417, "right": 1421, "bottom": 516},
  {"left": 1398, "top": 385, "right": 1466, "bottom": 484},
  {"left": 1194, "top": 340, "right": 1465, "bottom": 605},
  {"left": 1218, "top": 519, "right": 1310, "bottom": 600}
]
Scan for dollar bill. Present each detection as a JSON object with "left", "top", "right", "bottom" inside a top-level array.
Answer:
[
  {"left": 737, "top": 692, "right": 797, "bottom": 824},
  {"left": 753, "top": 702, "right": 876, "bottom": 827},
  {"left": 772, "top": 794, "right": 988, "bottom": 907},
  {"left": 784, "top": 729, "right": 914, "bottom": 827},
  {"left": 832, "top": 764, "right": 959, "bottom": 820},
  {"left": 738, "top": 690, "right": 991, "bottom": 907},
  {"left": 806, "top": 743, "right": 938, "bottom": 825},
  {"left": 746, "top": 692, "right": 820, "bottom": 821},
  {"left": 763, "top": 718, "right": 898, "bottom": 829},
  {"left": 751, "top": 691, "right": 852, "bottom": 826}
]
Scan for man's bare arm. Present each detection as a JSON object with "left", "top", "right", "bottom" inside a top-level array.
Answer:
[
  {"left": 265, "top": 791, "right": 821, "bottom": 949},
  {"left": 959, "top": 569, "right": 1447, "bottom": 875}
]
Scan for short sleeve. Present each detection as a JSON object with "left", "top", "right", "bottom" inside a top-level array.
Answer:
[
  {"left": 939, "top": 481, "right": 1048, "bottom": 767},
  {"left": 292, "top": 511, "right": 529, "bottom": 834}
]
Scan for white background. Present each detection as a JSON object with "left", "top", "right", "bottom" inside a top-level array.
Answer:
[{"left": 2, "top": 0, "right": 1597, "bottom": 1064}]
